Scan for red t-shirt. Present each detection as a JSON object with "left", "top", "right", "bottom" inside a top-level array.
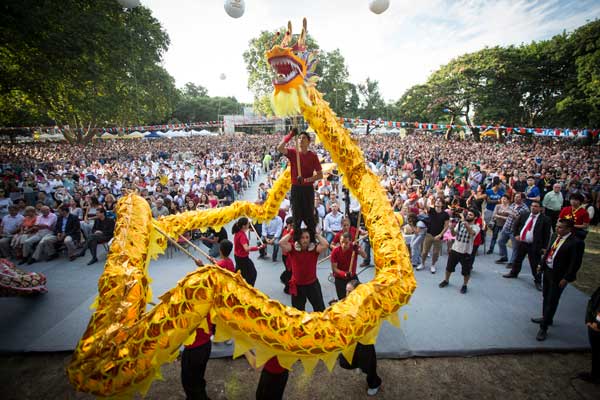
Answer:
[
  {"left": 217, "top": 257, "right": 235, "bottom": 272},
  {"left": 332, "top": 227, "right": 358, "bottom": 246},
  {"left": 559, "top": 206, "right": 590, "bottom": 226},
  {"left": 185, "top": 315, "right": 214, "bottom": 349},
  {"left": 330, "top": 246, "right": 357, "bottom": 277},
  {"left": 288, "top": 247, "right": 319, "bottom": 285},
  {"left": 286, "top": 148, "right": 322, "bottom": 186},
  {"left": 264, "top": 357, "right": 287, "bottom": 373},
  {"left": 234, "top": 231, "right": 250, "bottom": 258}
]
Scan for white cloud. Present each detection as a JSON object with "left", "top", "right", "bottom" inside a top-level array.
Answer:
[{"left": 141, "top": 0, "right": 600, "bottom": 104}]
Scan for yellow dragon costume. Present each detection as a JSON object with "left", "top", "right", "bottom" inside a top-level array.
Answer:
[{"left": 67, "top": 18, "right": 416, "bottom": 397}]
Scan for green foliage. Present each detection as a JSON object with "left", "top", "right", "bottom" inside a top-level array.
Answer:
[{"left": 0, "top": 0, "right": 178, "bottom": 142}]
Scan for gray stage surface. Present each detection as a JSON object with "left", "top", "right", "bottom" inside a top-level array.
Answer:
[{"left": 0, "top": 177, "right": 591, "bottom": 357}]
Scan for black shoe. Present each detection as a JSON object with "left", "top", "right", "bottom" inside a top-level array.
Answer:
[
  {"left": 502, "top": 273, "right": 518, "bottom": 278},
  {"left": 575, "top": 372, "right": 600, "bottom": 384},
  {"left": 27, "top": 257, "right": 36, "bottom": 265},
  {"left": 460, "top": 285, "right": 468, "bottom": 294},
  {"left": 87, "top": 257, "right": 98, "bottom": 266},
  {"left": 272, "top": 258, "right": 277, "bottom": 262},
  {"left": 17, "top": 259, "right": 27, "bottom": 265},
  {"left": 47, "top": 253, "right": 59, "bottom": 261},
  {"left": 495, "top": 257, "right": 508, "bottom": 264},
  {"left": 536, "top": 328, "right": 547, "bottom": 341},
  {"left": 531, "top": 317, "right": 553, "bottom": 326},
  {"left": 534, "top": 281, "right": 543, "bottom": 291},
  {"left": 486, "top": 250, "right": 493, "bottom": 255},
  {"left": 439, "top": 280, "right": 449, "bottom": 288}
]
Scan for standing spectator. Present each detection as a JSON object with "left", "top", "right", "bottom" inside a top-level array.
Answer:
[
  {"left": 532, "top": 219, "right": 584, "bottom": 341},
  {"left": 438, "top": 209, "right": 481, "bottom": 294},
  {"left": 82, "top": 207, "right": 115, "bottom": 265},
  {"left": 524, "top": 176, "right": 541, "bottom": 207},
  {"left": 420, "top": 198, "right": 450, "bottom": 273},
  {"left": 496, "top": 193, "right": 529, "bottom": 266},
  {"left": 503, "top": 201, "right": 552, "bottom": 291},
  {"left": 578, "top": 285, "right": 600, "bottom": 384},
  {"left": 559, "top": 192, "right": 590, "bottom": 240},
  {"left": 151, "top": 198, "right": 170, "bottom": 219},
  {"left": 487, "top": 195, "right": 511, "bottom": 255},
  {"left": 542, "top": 183, "right": 564, "bottom": 229}
]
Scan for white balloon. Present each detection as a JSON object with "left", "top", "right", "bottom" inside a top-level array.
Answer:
[
  {"left": 369, "top": 0, "right": 390, "bottom": 14},
  {"left": 219, "top": 73, "right": 227, "bottom": 80},
  {"left": 224, "top": 0, "right": 245, "bottom": 18},
  {"left": 117, "top": 0, "right": 141, "bottom": 9}
]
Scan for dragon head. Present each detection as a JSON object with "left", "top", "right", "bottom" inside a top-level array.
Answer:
[{"left": 266, "top": 18, "right": 319, "bottom": 116}]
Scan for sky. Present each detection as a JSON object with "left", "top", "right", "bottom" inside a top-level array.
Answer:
[{"left": 141, "top": 0, "right": 600, "bottom": 104}]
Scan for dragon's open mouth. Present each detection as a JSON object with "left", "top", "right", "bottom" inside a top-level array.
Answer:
[{"left": 269, "top": 56, "right": 303, "bottom": 85}]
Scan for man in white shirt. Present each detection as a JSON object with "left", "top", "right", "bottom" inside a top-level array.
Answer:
[
  {"left": 21, "top": 206, "right": 57, "bottom": 264},
  {"left": 323, "top": 203, "right": 344, "bottom": 244},
  {"left": 439, "top": 209, "right": 481, "bottom": 294},
  {"left": 0, "top": 205, "right": 24, "bottom": 258}
]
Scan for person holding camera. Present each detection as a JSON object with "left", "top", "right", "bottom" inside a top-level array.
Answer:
[
  {"left": 439, "top": 209, "right": 481, "bottom": 294},
  {"left": 330, "top": 232, "right": 367, "bottom": 300}
]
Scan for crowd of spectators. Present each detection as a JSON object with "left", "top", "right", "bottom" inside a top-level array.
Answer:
[
  {"left": 0, "top": 131, "right": 598, "bottom": 269},
  {"left": 0, "top": 135, "right": 271, "bottom": 265}
]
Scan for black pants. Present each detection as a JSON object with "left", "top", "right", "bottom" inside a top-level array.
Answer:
[
  {"left": 291, "top": 185, "right": 316, "bottom": 242},
  {"left": 88, "top": 233, "right": 111, "bottom": 258},
  {"left": 510, "top": 242, "right": 542, "bottom": 283},
  {"left": 545, "top": 209, "right": 560, "bottom": 229},
  {"left": 256, "top": 369, "right": 289, "bottom": 400},
  {"left": 339, "top": 344, "right": 382, "bottom": 390},
  {"left": 446, "top": 249, "right": 474, "bottom": 276},
  {"left": 541, "top": 267, "right": 567, "bottom": 329},
  {"left": 292, "top": 280, "right": 325, "bottom": 312},
  {"left": 235, "top": 255, "right": 257, "bottom": 286},
  {"left": 334, "top": 276, "right": 358, "bottom": 301},
  {"left": 181, "top": 341, "right": 212, "bottom": 400},
  {"left": 589, "top": 326, "right": 600, "bottom": 379}
]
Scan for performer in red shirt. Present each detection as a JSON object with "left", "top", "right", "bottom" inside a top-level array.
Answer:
[
  {"left": 256, "top": 357, "right": 289, "bottom": 400},
  {"left": 232, "top": 217, "right": 265, "bottom": 286},
  {"left": 559, "top": 192, "right": 590, "bottom": 239},
  {"left": 331, "top": 232, "right": 367, "bottom": 300},
  {"left": 279, "top": 228, "right": 328, "bottom": 311},
  {"left": 330, "top": 217, "right": 359, "bottom": 249},
  {"left": 277, "top": 128, "right": 323, "bottom": 245}
]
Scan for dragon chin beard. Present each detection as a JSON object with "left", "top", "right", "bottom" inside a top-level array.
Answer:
[{"left": 271, "top": 85, "right": 312, "bottom": 117}]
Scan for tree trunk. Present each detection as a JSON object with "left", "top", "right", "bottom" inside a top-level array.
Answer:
[{"left": 444, "top": 115, "right": 455, "bottom": 140}]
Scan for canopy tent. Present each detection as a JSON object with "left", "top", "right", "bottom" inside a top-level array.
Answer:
[
  {"left": 125, "top": 131, "right": 144, "bottom": 139},
  {"left": 143, "top": 131, "right": 163, "bottom": 139},
  {"left": 100, "top": 132, "right": 118, "bottom": 140}
]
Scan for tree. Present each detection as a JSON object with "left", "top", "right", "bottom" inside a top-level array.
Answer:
[
  {"left": 318, "top": 49, "right": 351, "bottom": 116},
  {"left": 357, "top": 78, "right": 385, "bottom": 120},
  {"left": 242, "top": 26, "right": 320, "bottom": 115},
  {"left": 0, "top": 0, "right": 178, "bottom": 143}
]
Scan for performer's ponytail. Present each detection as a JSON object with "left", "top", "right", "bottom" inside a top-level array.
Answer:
[{"left": 231, "top": 217, "right": 249, "bottom": 234}]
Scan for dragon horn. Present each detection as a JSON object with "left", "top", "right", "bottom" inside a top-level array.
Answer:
[
  {"left": 281, "top": 21, "right": 292, "bottom": 47},
  {"left": 298, "top": 17, "right": 307, "bottom": 48}
]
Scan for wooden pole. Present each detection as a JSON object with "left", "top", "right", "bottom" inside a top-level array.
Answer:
[
  {"left": 152, "top": 224, "right": 201, "bottom": 263},
  {"left": 246, "top": 216, "right": 265, "bottom": 246},
  {"left": 348, "top": 212, "right": 362, "bottom": 274}
]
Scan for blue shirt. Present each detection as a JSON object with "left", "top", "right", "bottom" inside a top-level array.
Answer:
[
  {"left": 485, "top": 188, "right": 505, "bottom": 211},
  {"left": 525, "top": 185, "right": 540, "bottom": 206}
]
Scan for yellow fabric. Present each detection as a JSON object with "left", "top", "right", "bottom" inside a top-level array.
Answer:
[{"left": 67, "top": 20, "right": 416, "bottom": 397}]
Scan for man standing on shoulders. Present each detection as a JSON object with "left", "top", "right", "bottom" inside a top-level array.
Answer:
[
  {"left": 532, "top": 219, "right": 584, "bottom": 341},
  {"left": 277, "top": 129, "right": 323, "bottom": 247},
  {"left": 438, "top": 209, "right": 481, "bottom": 294},
  {"left": 503, "top": 201, "right": 551, "bottom": 291}
]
